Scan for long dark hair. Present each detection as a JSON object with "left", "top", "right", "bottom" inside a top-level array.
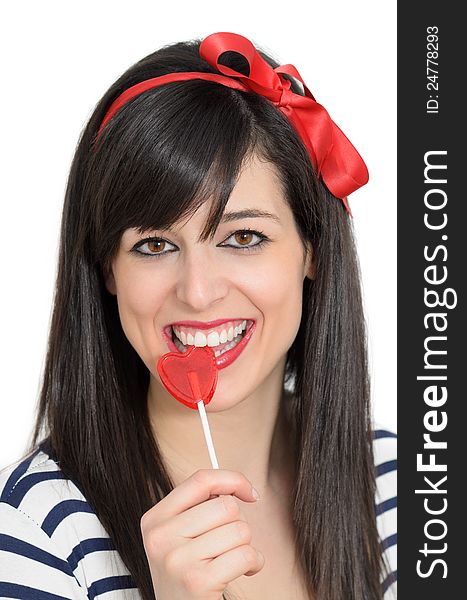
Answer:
[{"left": 25, "top": 35, "right": 389, "bottom": 599}]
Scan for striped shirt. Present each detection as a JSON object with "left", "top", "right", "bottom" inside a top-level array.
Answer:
[{"left": 0, "top": 426, "right": 396, "bottom": 599}]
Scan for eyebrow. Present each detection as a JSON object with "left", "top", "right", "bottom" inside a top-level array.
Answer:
[{"left": 220, "top": 209, "right": 280, "bottom": 223}]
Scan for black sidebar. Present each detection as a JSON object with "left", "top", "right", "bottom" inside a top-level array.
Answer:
[{"left": 398, "top": 3, "right": 464, "bottom": 598}]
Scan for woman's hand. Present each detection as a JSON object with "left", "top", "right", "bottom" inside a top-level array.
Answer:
[{"left": 140, "top": 468, "right": 265, "bottom": 600}]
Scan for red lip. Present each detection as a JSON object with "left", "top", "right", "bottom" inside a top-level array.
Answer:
[
  {"left": 162, "top": 320, "right": 256, "bottom": 370},
  {"left": 215, "top": 320, "right": 256, "bottom": 369}
]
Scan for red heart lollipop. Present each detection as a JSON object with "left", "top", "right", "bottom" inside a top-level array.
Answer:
[{"left": 157, "top": 345, "right": 218, "bottom": 410}]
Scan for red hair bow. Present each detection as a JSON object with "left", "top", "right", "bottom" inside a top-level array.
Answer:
[{"left": 97, "top": 32, "right": 369, "bottom": 215}]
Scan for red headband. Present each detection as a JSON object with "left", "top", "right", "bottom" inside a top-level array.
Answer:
[{"left": 96, "top": 31, "right": 369, "bottom": 215}]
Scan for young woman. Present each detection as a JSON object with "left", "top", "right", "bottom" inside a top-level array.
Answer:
[{"left": 0, "top": 31, "right": 397, "bottom": 600}]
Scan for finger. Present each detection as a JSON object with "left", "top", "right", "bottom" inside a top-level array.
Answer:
[
  {"left": 188, "top": 519, "right": 251, "bottom": 560},
  {"left": 144, "top": 469, "right": 258, "bottom": 527},
  {"left": 171, "top": 494, "right": 248, "bottom": 539},
  {"left": 205, "top": 544, "right": 265, "bottom": 584}
]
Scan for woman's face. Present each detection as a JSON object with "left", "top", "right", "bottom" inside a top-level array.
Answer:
[{"left": 105, "top": 154, "right": 315, "bottom": 409}]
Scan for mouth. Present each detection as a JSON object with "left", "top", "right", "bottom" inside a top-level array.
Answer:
[{"left": 162, "top": 319, "right": 256, "bottom": 370}]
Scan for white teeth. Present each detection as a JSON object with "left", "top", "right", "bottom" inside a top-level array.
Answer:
[
  {"left": 213, "top": 336, "right": 242, "bottom": 357},
  {"left": 207, "top": 331, "right": 220, "bottom": 346},
  {"left": 171, "top": 320, "right": 251, "bottom": 356},
  {"left": 194, "top": 331, "right": 207, "bottom": 346}
]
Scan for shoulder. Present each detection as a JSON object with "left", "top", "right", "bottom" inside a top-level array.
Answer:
[
  {"left": 372, "top": 424, "right": 397, "bottom": 599},
  {"left": 0, "top": 441, "right": 102, "bottom": 545},
  {"left": 0, "top": 440, "right": 140, "bottom": 598}
]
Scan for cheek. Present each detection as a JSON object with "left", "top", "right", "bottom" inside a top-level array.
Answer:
[
  {"left": 113, "top": 267, "right": 171, "bottom": 359},
  {"left": 242, "top": 251, "right": 304, "bottom": 345},
  {"left": 117, "top": 270, "right": 163, "bottom": 316}
]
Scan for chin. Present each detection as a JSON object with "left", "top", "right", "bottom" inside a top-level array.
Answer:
[{"left": 204, "top": 388, "right": 243, "bottom": 412}]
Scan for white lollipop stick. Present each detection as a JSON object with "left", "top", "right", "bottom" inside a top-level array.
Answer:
[
  {"left": 187, "top": 371, "right": 220, "bottom": 469},
  {"left": 197, "top": 399, "right": 219, "bottom": 469}
]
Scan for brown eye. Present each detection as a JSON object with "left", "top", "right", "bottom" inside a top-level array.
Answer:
[
  {"left": 222, "top": 229, "right": 270, "bottom": 252},
  {"left": 133, "top": 237, "right": 176, "bottom": 257},
  {"left": 147, "top": 240, "right": 166, "bottom": 253},
  {"left": 234, "top": 231, "right": 254, "bottom": 246}
]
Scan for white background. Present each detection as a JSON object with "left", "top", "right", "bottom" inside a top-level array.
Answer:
[{"left": 0, "top": 0, "right": 396, "bottom": 467}]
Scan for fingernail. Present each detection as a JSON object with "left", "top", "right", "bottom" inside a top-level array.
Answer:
[{"left": 252, "top": 486, "right": 260, "bottom": 500}]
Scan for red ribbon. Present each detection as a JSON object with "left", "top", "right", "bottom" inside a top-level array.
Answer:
[{"left": 96, "top": 32, "right": 369, "bottom": 215}]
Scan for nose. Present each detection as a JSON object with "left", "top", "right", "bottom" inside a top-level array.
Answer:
[{"left": 174, "top": 246, "right": 229, "bottom": 311}]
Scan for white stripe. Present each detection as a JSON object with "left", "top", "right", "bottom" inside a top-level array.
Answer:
[{"left": 0, "top": 502, "right": 84, "bottom": 599}]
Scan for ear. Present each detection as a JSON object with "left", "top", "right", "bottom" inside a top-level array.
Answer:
[
  {"left": 104, "top": 267, "right": 117, "bottom": 295},
  {"left": 303, "top": 242, "right": 316, "bottom": 281}
]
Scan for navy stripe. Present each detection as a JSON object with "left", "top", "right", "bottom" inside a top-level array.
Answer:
[
  {"left": 87, "top": 576, "right": 137, "bottom": 600},
  {"left": 382, "top": 569, "right": 397, "bottom": 593},
  {"left": 380, "top": 532, "right": 397, "bottom": 551},
  {"left": 376, "top": 496, "right": 397, "bottom": 516},
  {"left": 376, "top": 459, "right": 397, "bottom": 477},
  {"left": 67, "top": 537, "right": 116, "bottom": 572},
  {"left": 41, "top": 500, "right": 95, "bottom": 536},
  {"left": 0, "top": 449, "right": 41, "bottom": 503},
  {"left": 373, "top": 429, "right": 397, "bottom": 439},
  {"left": 0, "top": 534, "right": 74, "bottom": 577},
  {"left": 0, "top": 582, "right": 72, "bottom": 600},
  {"left": 6, "top": 473, "right": 68, "bottom": 509}
]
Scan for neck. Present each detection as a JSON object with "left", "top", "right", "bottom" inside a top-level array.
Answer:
[{"left": 147, "top": 365, "right": 294, "bottom": 497}]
